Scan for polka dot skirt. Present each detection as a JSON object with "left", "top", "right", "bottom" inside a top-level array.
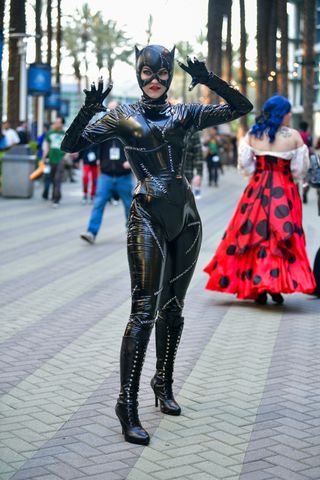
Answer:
[{"left": 204, "top": 155, "right": 316, "bottom": 299}]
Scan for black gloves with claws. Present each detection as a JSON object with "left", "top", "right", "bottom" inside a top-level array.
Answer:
[
  {"left": 83, "top": 78, "right": 113, "bottom": 115},
  {"left": 177, "top": 57, "right": 210, "bottom": 91}
]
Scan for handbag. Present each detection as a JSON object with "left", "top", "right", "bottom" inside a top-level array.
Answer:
[{"left": 306, "top": 153, "right": 320, "bottom": 188}]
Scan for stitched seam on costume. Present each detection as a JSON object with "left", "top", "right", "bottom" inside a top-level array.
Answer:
[
  {"left": 170, "top": 258, "right": 197, "bottom": 283},
  {"left": 185, "top": 224, "right": 201, "bottom": 254},
  {"left": 162, "top": 296, "right": 176, "bottom": 310},
  {"left": 168, "top": 144, "right": 174, "bottom": 172},
  {"left": 154, "top": 286, "right": 164, "bottom": 296},
  {"left": 175, "top": 297, "right": 182, "bottom": 309},
  {"left": 139, "top": 163, "right": 168, "bottom": 193},
  {"left": 197, "top": 104, "right": 206, "bottom": 128},
  {"left": 136, "top": 206, "right": 165, "bottom": 259}
]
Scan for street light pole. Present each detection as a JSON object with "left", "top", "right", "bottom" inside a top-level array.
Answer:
[{"left": 17, "top": 37, "right": 27, "bottom": 121}]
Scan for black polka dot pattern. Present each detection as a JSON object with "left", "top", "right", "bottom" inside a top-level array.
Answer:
[
  {"left": 227, "top": 245, "right": 236, "bottom": 255},
  {"left": 256, "top": 220, "right": 269, "bottom": 239},
  {"left": 283, "top": 222, "right": 294, "bottom": 234},
  {"left": 275, "top": 205, "right": 290, "bottom": 218},
  {"left": 257, "top": 247, "right": 267, "bottom": 259},
  {"left": 271, "top": 187, "right": 284, "bottom": 198},
  {"left": 270, "top": 268, "right": 280, "bottom": 278},
  {"left": 219, "top": 276, "right": 230, "bottom": 288},
  {"left": 240, "top": 220, "right": 253, "bottom": 235}
]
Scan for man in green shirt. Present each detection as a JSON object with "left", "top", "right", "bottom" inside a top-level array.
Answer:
[{"left": 42, "top": 117, "right": 66, "bottom": 207}]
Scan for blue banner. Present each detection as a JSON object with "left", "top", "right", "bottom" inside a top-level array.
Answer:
[
  {"left": 59, "top": 99, "right": 70, "bottom": 117},
  {"left": 28, "top": 63, "right": 52, "bottom": 96},
  {"left": 45, "top": 86, "right": 61, "bottom": 110}
]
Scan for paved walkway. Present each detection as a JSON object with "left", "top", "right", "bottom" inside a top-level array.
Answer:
[{"left": 0, "top": 169, "right": 319, "bottom": 480}]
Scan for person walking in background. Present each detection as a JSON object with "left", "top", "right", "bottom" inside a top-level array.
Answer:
[
  {"left": 184, "top": 131, "right": 203, "bottom": 199},
  {"left": 299, "top": 121, "right": 313, "bottom": 203},
  {"left": 80, "top": 136, "right": 133, "bottom": 244},
  {"left": 204, "top": 95, "right": 316, "bottom": 305},
  {"left": 78, "top": 144, "right": 100, "bottom": 204},
  {"left": 204, "top": 127, "right": 222, "bottom": 187},
  {"left": 41, "top": 117, "right": 66, "bottom": 208},
  {"left": 16, "top": 121, "right": 31, "bottom": 144},
  {"left": 2, "top": 121, "right": 20, "bottom": 148}
]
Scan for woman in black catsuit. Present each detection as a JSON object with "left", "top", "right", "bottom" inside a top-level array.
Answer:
[{"left": 61, "top": 45, "right": 252, "bottom": 445}]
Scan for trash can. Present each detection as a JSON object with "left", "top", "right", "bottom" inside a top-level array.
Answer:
[{"left": 1, "top": 145, "right": 36, "bottom": 198}]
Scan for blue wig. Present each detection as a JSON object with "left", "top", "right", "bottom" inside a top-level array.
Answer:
[{"left": 250, "top": 95, "right": 291, "bottom": 143}]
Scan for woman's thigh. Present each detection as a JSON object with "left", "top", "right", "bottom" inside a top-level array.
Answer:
[{"left": 128, "top": 199, "right": 167, "bottom": 322}]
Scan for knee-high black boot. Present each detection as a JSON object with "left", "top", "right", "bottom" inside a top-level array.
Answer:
[
  {"left": 151, "top": 315, "right": 184, "bottom": 415},
  {"left": 115, "top": 328, "right": 151, "bottom": 445}
]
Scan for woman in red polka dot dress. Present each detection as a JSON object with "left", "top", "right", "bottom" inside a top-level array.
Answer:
[{"left": 204, "top": 95, "right": 316, "bottom": 304}]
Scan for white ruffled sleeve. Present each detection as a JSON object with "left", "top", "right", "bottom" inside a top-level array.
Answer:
[
  {"left": 238, "top": 138, "right": 256, "bottom": 177},
  {"left": 290, "top": 144, "right": 310, "bottom": 179}
]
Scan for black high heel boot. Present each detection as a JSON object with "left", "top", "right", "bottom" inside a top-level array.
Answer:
[
  {"left": 270, "top": 293, "right": 284, "bottom": 304},
  {"left": 255, "top": 291, "right": 267, "bottom": 305},
  {"left": 115, "top": 332, "right": 151, "bottom": 445},
  {"left": 151, "top": 315, "right": 184, "bottom": 416}
]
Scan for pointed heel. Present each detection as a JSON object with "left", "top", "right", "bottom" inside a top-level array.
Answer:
[{"left": 155, "top": 395, "right": 158, "bottom": 408}]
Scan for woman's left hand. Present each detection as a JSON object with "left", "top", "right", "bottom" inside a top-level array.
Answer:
[{"left": 177, "top": 57, "right": 210, "bottom": 91}]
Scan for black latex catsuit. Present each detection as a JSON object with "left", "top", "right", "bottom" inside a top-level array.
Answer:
[{"left": 61, "top": 45, "right": 253, "bottom": 445}]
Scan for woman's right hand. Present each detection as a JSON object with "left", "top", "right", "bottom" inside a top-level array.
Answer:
[{"left": 83, "top": 78, "right": 113, "bottom": 113}]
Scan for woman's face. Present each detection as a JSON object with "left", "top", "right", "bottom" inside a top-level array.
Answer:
[{"left": 141, "top": 66, "right": 169, "bottom": 99}]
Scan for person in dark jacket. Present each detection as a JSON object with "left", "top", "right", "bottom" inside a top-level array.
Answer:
[{"left": 80, "top": 134, "right": 133, "bottom": 244}]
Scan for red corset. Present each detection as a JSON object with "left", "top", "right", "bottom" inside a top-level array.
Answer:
[{"left": 255, "top": 155, "right": 292, "bottom": 176}]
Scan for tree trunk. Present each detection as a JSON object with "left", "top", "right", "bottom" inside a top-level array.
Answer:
[
  {"left": 56, "top": 0, "right": 61, "bottom": 85},
  {"left": 207, "top": 0, "right": 225, "bottom": 102},
  {"left": 0, "top": 0, "right": 5, "bottom": 127},
  {"left": 239, "top": 0, "right": 248, "bottom": 132},
  {"left": 302, "top": 0, "right": 316, "bottom": 131},
  {"left": 277, "top": 0, "right": 288, "bottom": 96},
  {"left": 267, "top": 0, "right": 278, "bottom": 96},
  {"left": 7, "top": 0, "right": 26, "bottom": 127},
  {"left": 35, "top": 0, "right": 42, "bottom": 62},
  {"left": 46, "top": 0, "right": 52, "bottom": 123},
  {"left": 256, "top": 0, "right": 269, "bottom": 112},
  {"left": 225, "top": 0, "right": 232, "bottom": 84}
]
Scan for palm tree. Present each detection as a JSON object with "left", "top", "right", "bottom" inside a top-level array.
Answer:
[
  {"left": 207, "top": 0, "right": 224, "bottom": 103},
  {"left": 207, "top": 0, "right": 231, "bottom": 102},
  {"left": 224, "top": 0, "right": 232, "bottom": 84},
  {"left": 56, "top": 0, "right": 62, "bottom": 85},
  {"left": 302, "top": 0, "right": 316, "bottom": 131},
  {"left": 267, "top": 0, "right": 278, "bottom": 96},
  {"left": 277, "top": 0, "right": 288, "bottom": 96},
  {"left": 35, "top": 0, "right": 42, "bottom": 63},
  {"left": 0, "top": 0, "right": 6, "bottom": 126},
  {"left": 7, "top": 0, "right": 26, "bottom": 126},
  {"left": 176, "top": 41, "right": 194, "bottom": 102},
  {"left": 46, "top": 0, "right": 53, "bottom": 122},
  {"left": 47, "top": 0, "right": 52, "bottom": 68},
  {"left": 146, "top": 14, "right": 153, "bottom": 45},
  {"left": 239, "top": 0, "right": 248, "bottom": 131},
  {"left": 91, "top": 15, "right": 132, "bottom": 83},
  {"left": 256, "top": 0, "right": 269, "bottom": 111},
  {"left": 63, "top": 23, "right": 83, "bottom": 92}
]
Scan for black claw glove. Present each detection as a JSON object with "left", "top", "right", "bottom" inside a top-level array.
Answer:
[
  {"left": 178, "top": 56, "right": 252, "bottom": 115},
  {"left": 177, "top": 57, "right": 210, "bottom": 91},
  {"left": 61, "top": 78, "right": 113, "bottom": 153},
  {"left": 83, "top": 78, "right": 113, "bottom": 114}
]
